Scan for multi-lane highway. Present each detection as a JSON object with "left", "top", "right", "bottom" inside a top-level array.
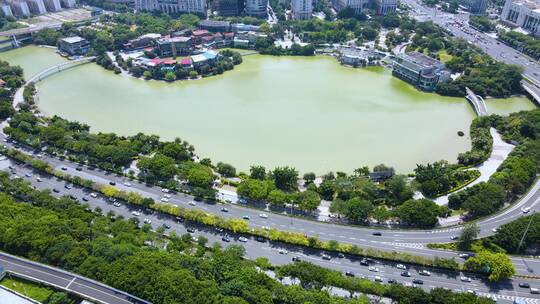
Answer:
[
  {"left": 0, "top": 129, "right": 539, "bottom": 276},
  {"left": 2, "top": 157, "right": 539, "bottom": 304},
  {"left": 0, "top": 251, "right": 150, "bottom": 304}
]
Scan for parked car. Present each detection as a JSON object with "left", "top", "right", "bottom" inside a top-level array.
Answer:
[
  {"left": 292, "top": 256, "right": 301, "bottom": 262},
  {"left": 52, "top": 188, "right": 60, "bottom": 193},
  {"left": 461, "top": 276, "right": 472, "bottom": 282},
  {"left": 519, "top": 282, "right": 530, "bottom": 288},
  {"left": 412, "top": 279, "right": 424, "bottom": 285},
  {"left": 401, "top": 271, "right": 411, "bottom": 277},
  {"left": 238, "top": 237, "right": 248, "bottom": 242},
  {"left": 109, "top": 181, "right": 116, "bottom": 186},
  {"left": 396, "top": 264, "right": 407, "bottom": 270},
  {"left": 222, "top": 235, "right": 231, "bottom": 242},
  {"left": 221, "top": 207, "right": 229, "bottom": 212},
  {"left": 187, "top": 228, "right": 196, "bottom": 233},
  {"left": 322, "top": 254, "right": 331, "bottom": 260},
  {"left": 90, "top": 192, "right": 97, "bottom": 198},
  {"left": 259, "top": 213, "right": 268, "bottom": 219},
  {"left": 345, "top": 271, "right": 355, "bottom": 277},
  {"left": 242, "top": 215, "right": 250, "bottom": 220},
  {"left": 419, "top": 270, "right": 431, "bottom": 276},
  {"left": 368, "top": 266, "right": 379, "bottom": 272}
]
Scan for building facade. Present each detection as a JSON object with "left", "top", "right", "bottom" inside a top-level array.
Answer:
[
  {"left": 245, "top": 0, "right": 267, "bottom": 17},
  {"left": 375, "top": 0, "right": 397, "bottom": 15},
  {"left": 61, "top": 0, "right": 76, "bottom": 8},
  {"left": 1, "top": 3, "right": 13, "bottom": 16},
  {"left": 135, "top": 0, "right": 207, "bottom": 15},
  {"left": 392, "top": 52, "right": 450, "bottom": 91},
  {"left": 501, "top": 0, "right": 540, "bottom": 36},
  {"left": 291, "top": 0, "right": 312, "bottom": 19},
  {"left": 58, "top": 36, "right": 90, "bottom": 56},
  {"left": 9, "top": 0, "right": 30, "bottom": 17},
  {"left": 27, "top": 0, "right": 46, "bottom": 14},
  {"left": 156, "top": 36, "right": 192, "bottom": 57},
  {"left": 215, "top": 0, "right": 242, "bottom": 16},
  {"left": 43, "top": 0, "right": 61, "bottom": 11}
]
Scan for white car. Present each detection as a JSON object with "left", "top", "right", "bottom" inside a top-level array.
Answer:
[
  {"left": 160, "top": 198, "right": 169, "bottom": 202},
  {"left": 188, "top": 201, "right": 196, "bottom": 206},
  {"left": 374, "top": 276, "right": 383, "bottom": 282},
  {"left": 460, "top": 276, "right": 472, "bottom": 282},
  {"left": 164, "top": 194, "right": 172, "bottom": 198},
  {"left": 368, "top": 266, "right": 379, "bottom": 272},
  {"left": 279, "top": 249, "right": 288, "bottom": 255},
  {"left": 162, "top": 188, "right": 170, "bottom": 193},
  {"left": 123, "top": 182, "right": 132, "bottom": 187},
  {"left": 131, "top": 211, "right": 141, "bottom": 216},
  {"left": 143, "top": 218, "right": 151, "bottom": 224},
  {"left": 492, "top": 228, "right": 498, "bottom": 233},
  {"left": 522, "top": 207, "right": 531, "bottom": 214},
  {"left": 36, "top": 177, "right": 42, "bottom": 182},
  {"left": 238, "top": 237, "right": 248, "bottom": 242},
  {"left": 259, "top": 213, "right": 268, "bottom": 219},
  {"left": 396, "top": 264, "right": 407, "bottom": 270},
  {"left": 90, "top": 192, "right": 98, "bottom": 198},
  {"left": 261, "top": 226, "right": 270, "bottom": 230}
]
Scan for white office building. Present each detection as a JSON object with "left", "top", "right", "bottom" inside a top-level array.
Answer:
[
  {"left": 27, "top": 0, "right": 46, "bottom": 14},
  {"left": 332, "top": 0, "right": 396, "bottom": 15},
  {"left": 501, "top": 0, "right": 540, "bottom": 36},
  {"left": 291, "top": 0, "right": 312, "bottom": 19},
  {"left": 44, "top": 0, "right": 61, "bottom": 11},
  {"left": 245, "top": 0, "right": 267, "bottom": 17},
  {"left": 135, "top": 0, "right": 206, "bottom": 15},
  {"left": 332, "top": 0, "right": 367, "bottom": 14}
]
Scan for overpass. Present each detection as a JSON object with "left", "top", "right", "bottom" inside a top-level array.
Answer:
[
  {"left": 0, "top": 251, "right": 151, "bottom": 304},
  {"left": 521, "top": 80, "right": 540, "bottom": 105},
  {"left": 13, "top": 57, "right": 96, "bottom": 108},
  {"left": 465, "top": 87, "right": 489, "bottom": 116},
  {"left": 0, "top": 22, "right": 63, "bottom": 49}
]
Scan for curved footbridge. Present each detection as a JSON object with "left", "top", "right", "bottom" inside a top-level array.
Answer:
[
  {"left": 13, "top": 56, "right": 96, "bottom": 108},
  {"left": 465, "top": 87, "right": 489, "bottom": 116}
]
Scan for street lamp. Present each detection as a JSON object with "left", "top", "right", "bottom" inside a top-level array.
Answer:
[{"left": 517, "top": 210, "right": 536, "bottom": 253}]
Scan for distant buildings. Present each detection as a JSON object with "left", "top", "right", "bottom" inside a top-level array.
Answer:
[
  {"left": 124, "top": 33, "right": 162, "bottom": 50},
  {"left": 0, "top": 0, "right": 76, "bottom": 17},
  {"left": 338, "top": 46, "right": 383, "bottom": 66},
  {"left": 501, "top": 0, "right": 540, "bottom": 36},
  {"left": 58, "top": 36, "right": 90, "bottom": 56},
  {"left": 331, "top": 0, "right": 397, "bottom": 16},
  {"left": 135, "top": 0, "right": 207, "bottom": 16},
  {"left": 291, "top": 0, "right": 312, "bottom": 19},
  {"left": 245, "top": 0, "right": 267, "bottom": 17},
  {"left": 459, "top": 0, "right": 487, "bottom": 14},
  {"left": 392, "top": 52, "right": 450, "bottom": 91}
]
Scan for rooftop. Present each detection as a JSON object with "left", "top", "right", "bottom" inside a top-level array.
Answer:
[
  {"left": 199, "top": 20, "right": 230, "bottom": 27},
  {"left": 399, "top": 52, "right": 442, "bottom": 67},
  {"left": 193, "top": 29, "right": 210, "bottom": 36},
  {"left": 61, "top": 36, "right": 86, "bottom": 44}
]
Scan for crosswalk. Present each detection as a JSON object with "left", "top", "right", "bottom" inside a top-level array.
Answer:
[
  {"left": 477, "top": 292, "right": 540, "bottom": 304},
  {"left": 382, "top": 242, "right": 425, "bottom": 249}
]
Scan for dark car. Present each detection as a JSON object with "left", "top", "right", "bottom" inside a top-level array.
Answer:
[
  {"left": 256, "top": 236, "right": 266, "bottom": 243},
  {"left": 401, "top": 271, "right": 411, "bottom": 277},
  {"left": 109, "top": 181, "right": 116, "bottom": 186},
  {"left": 222, "top": 236, "right": 231, "bottom": 242},
  {"left": 75, "top": 167, "right": 83, "bottom": 171},
  {"left": 82, "top": 197, "right": 89, "bottom": 202},
  {"left": 162, "top": 223, "right": 171, "bottom": 229},
  {"left": 345, "top": 271, "right": 355, "bottom": 277},
  {"left": 61, "top": 166, "right": 67, "bottom": 171},
  {"left": 187, "top": 228, "right": 196, "bottom": 233},
  {"left": 337, "top": 253, "right": 345, "bottom": 258},
  {"left": 322, "top": 254, "right": 331, "bottom": 260},
  {"left": 372, "top": 232, "right": 382, "bottom": 236},
  {"left": 412, "top": 279, "right": 424, "bottom": 285},
  {"left": 292, "top": 256, "right": 302, "bottom": 262},
  {"left": 519, "top": 282, "right": 531, "bottom": 288},
  {"left": 64, "top": 184, "right": 72, "bottom": 189},
  {"left": 388, "top": 279, "right": 397, "bottom": 284},
  {"left": 52, "top": 188, "right": 60, "bottom": 193},
  {"left": 69, "top": 194, "right": 77, "bottom": 200}
]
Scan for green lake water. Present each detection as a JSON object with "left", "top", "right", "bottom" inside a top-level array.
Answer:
[{"left": 1, "top": 45, "right": 535, "bottom": 173}]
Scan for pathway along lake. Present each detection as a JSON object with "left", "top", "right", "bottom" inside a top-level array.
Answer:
[{"left": 0, "top": 45, "right": 535, "bottom": 173}]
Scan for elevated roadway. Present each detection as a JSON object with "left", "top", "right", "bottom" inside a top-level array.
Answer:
[{"left": 0, "top": 251, "right": 150, "bottom": 304}]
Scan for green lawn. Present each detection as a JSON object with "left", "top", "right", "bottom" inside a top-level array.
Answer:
[
  {"left": 1, "top": 277, "right": 54, "bottom": 302},
  {"left": 438, "top": 50, "right": 453, "bottom": 63}
]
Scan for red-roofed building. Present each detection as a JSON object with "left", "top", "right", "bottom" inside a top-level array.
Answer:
[
  {"left": 192, "top": 29, "right": 211, "bottom": 44},
  {"left": 150, "top": 58, "right": 163, "bottom": 65},
  {"left": 162, "top": 59, "right": 176, "bottom": 65}
]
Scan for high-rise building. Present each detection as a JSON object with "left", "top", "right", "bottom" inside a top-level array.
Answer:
[
  {"left": 459, "top": 0, "right": 487, "bottom": 14},
  {"left": 135, "top": 0, "right": 207, "bottom": 15},
  {"left": 44, "top": 0, "right": 61, "bottom": 11},
  {"left": 245, "top": 0, "right": 267, "bottom": 17},
  {"left": 27, "top": 0, "right": 47, "bottom": 14},
  {"left": 501, "top": 0, "right": 540, "bottom": 36},
  {"left": 1, "top": 3, "right": 13, "bottom": 16},
  {"left": 332, "top": 0, "right": 396, "bottom": 15},
  {"left": 216, "top": 0, "right": 242, "bottom": 16},
  {"left": 9, "top": 0, "right": 30, "bottom": 17},
  {"left": 291, "top": 0, "right": 312, "bottom": 19},
  {"left": 332, "top": 0, "right": 368, "bottom": 14},
  {"left": 61, "top": 0, "right": 76, "bottom": 8}
]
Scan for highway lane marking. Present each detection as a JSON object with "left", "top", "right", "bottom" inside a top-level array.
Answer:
[{"left": 0, "top": 256, "right": 72, "bottom": 286}]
